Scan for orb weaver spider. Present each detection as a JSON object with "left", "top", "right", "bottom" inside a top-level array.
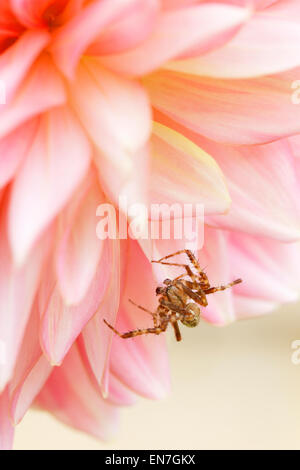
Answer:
[{"left": 104, "top": 249, "right": 242, "bottom": 341}]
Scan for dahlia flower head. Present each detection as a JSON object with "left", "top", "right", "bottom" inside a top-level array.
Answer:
[{"left": 0, "top": 0, "right": 300, "bottom": 449}]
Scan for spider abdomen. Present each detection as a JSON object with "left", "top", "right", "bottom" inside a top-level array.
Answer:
[{"left": 180, "top": 303, "right": 200, "bottom": 328}]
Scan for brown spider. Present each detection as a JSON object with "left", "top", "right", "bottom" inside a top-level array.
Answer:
[{"left": 104, "top": 249, "right": 242, "bottom": 342}]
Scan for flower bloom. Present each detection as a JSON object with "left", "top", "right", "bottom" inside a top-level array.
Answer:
[{"left": 1, "top": 0, "right": 300, "bottom": 449}]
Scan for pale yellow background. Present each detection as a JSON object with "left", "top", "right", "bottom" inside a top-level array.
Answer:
[{"left": 14, "top": 302, "right": 300, "bottom": 450}]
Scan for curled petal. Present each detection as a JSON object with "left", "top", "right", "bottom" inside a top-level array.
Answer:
[
  {"left": 161, "top": 0, "right": 203, "bottom": 9},
  {"left": 56, "top": 172, "right": 105, "bottom": 305},
  {"left": 145, "top": 69, "right": 300, "bottom": 145},
  {"left": 0, "top": 118, "right": 38, "bottom": 189},
  {"left": 161, "top": 1, "right": 283, "bottom": 11},
  {"left": 289, "top": 135, "right": 300, "bottom": 159},
  {"left": 70, "top": 59, "right": 151, "bottom": 176},
  {"left": 228, "top": 232, "right": 300, "bottom": 319},
  {"left": 88, "top": 0, "right": 159, "bottom": 56},
  {"left": 106, "top": 373, "right": 137, "bottom": 407},
  {"left": 9, "top": 105, "right": 91, "bottom": 266},
  {"left": 11, "top": 356, "right": 51, "bottom": 426},
  {"left": 198, "top": 137, "right": 300, "bottom": 242},
  {"left": 195, "top": 227, "right": 236, "bottom": 325},
  {"left": 36, "top": 343, "right": 120, "bottom": 441},
  {"left": 155, "top": 112, "right": 300, "bottom": 242},
  {"left": 0, "top": 54, "right": 66, "bottom": 140},
  {"left": 0, "top": 30, "right": 50, "bottom": 103},
  {"left": 0, "top": 388, "right": 14, "bottom": 450},
  {"left": 166, "top": 0, "right": 300, "bottom": 78},
  {"left": 51, "top": 0, "right": 143, "bottom": 78},
  {"left": 78, "top": 333, "right": 137, "bottom": 406},
  {"left": 80, "top": 238, "right": 120, "bottom": 396},
  {"left": 150, "top": 122, "right": 230, "bottom": 215},
  {"left": 40, "top": 238, "right": 112, "bottom": 366},
  {"left": 233, "top": 297, "right": 278, "bottom": 319},
  {"left": 95, "top": 144, "right": 149, "bottom": 226},
  {"left": 0, "top": 1, "right": 22, "bottom": 38},
  {"left": 99, "top": 3, "right": 249, "bottom": 77},
  {"left": 9, "top": 302, "right": 52, "bottom": 425},
  {"left": 109, "top": 240, "right": 170, "bottom": 400},
  {"left": 0, "top": 205, "right": 51, "bottom": 391}
]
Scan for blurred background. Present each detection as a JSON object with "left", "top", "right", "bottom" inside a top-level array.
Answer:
[{"left": 14, "top": 301, "right": 300, "bottom": 450}]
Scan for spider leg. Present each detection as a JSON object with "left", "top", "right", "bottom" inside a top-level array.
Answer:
[
  {"left": 152, "top": 260, "right": 196, "bottom": 281},
  {"left": 103, "top": 319, "right": 167, "bottom": 339},
  {"left": 185, "top": 279, "right": 209, "bottom": 290},
  {"left": 173, "top": 273, "right": 187, "bottom": 281},
  {"left": 155, "top": 249, "right": 192, "bottom": 262},
  {"left": 181, "top": 250, "right": 211, "bottom": 288},
  {"left": 171, "top": 319, "right": 182, "bottom": 342},
  {"left": 154, "top": 250, "right": 210, "bottom": 287},
  {"left": 179, "top": 282, "right": 208, "bottom": 307},
  {"left": 204, "top": 278, "right": 242, "bottom": 295},
  {"left": 128, "top": 299, "right": 159, "bottom": 327},
  {"left": 156, "top": 249, "right": 201, "bottom": 272}
]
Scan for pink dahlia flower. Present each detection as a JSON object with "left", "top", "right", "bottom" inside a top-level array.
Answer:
[{"left": 0, "top": 0, "right": 300, "bottom": 449}]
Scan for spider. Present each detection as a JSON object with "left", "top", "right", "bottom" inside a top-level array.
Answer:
[{"left": 103, "top": 249, "right": 242, "bottom": 341}]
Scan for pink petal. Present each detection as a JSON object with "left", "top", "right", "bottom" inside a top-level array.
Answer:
[
  {"left": 154, "top": 113, "right": 300, "bottom": 241},
  {"left": 80, "top": 238, "right": 120, "bottom": 396},
  {"left": 140, "top": 213, "right": 204, "bottom": 280},
  {"left": 55, "top": 172, "right": 105, "bottom": 305},
  {"left": 0, "top": 1, "right": 22, "bottom": 36},
  {"left": 70, "top": 59, "right": 151, "bottom": 175},
  {"left": 289, "top": 135, "right": 300, "bottom": 159},
  {"left": 58, "top": 0, "right": 86, "bottom": 22},
  {"left": 78, "top": 336, "right": 137, "bottom": 406},
  {"left": 161, "top": 0, "right": 202, "bottom": 9},
  {"left": 167, "top": 0, "right": 300, "bottom": 78},
  {"left": 9, "top": 301, "right": 52, "bottom": 425},
  {"left": 149, "top": 122, "right": 230, "bottom": 216},
  {"left": 99, "top": 3, "right": 249, "bottom": 76},
  {"left": 233, "top": 296, "right": 278, "bottom": 319},
  {"left": 95, "top": 144, "right": 149, "bottom": 226},
  {"left": 228, "top": 232, "right": 300, "bottom": 318},
  {"left": 146, "top": 69, "right": 300, "bottom": 145},
  {"left": 9, "top": 105, "right": 91, "bottom": 266},
  {"left": 40, "top": 238, "right": 112, "bottom": 365},
  {"left": 36, "top": 343, "right": 120, "bottom": 440},
  {"left": 198, "top": 228, "right": 237, "bottom": 325},
  {"left": 106, "top": 373, "right": 138, "bottom": 407},
  {"left": 51, "top": 0, "right": 143, "bottom": 78},
  {"left": 161, "top": 1, "right": 281, "bottom": 10},
  {"left": 0, "top": 54, "right": 66, "bottom": 140},
  {"left": 0, "top": 118, "right": 38, "bottom": 189},
  {"left": 109, "top": 240, "right": 170, "bottom": 400},
  {"left": 0, "top": 30, "right": 50, "bottom": 103},
  {"left": 88, "top": 0, "right": 159, "bottom": 56},
  {"left": 196, "top": 136, "right": 300, "bottom": 242},
  {"left": 11, "top": 356, "right": 51, "bottom": 426},
  {"left": 0, "top": 388, "right": 14, "bottom": 450},
  {"left": 0, "top": 204, "right": 51, "bottom": 390}
]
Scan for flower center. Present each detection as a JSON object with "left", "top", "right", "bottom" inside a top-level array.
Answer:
[{"left": 42, "top": 1, "right": 68, "bottom": 30}]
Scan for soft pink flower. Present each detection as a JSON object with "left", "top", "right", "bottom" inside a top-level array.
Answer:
[{"left": 0, "top": 0, "right": 300, "bottom": 449}]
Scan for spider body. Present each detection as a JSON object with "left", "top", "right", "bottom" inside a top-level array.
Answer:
[
  {"left": 157, "top": 279, "right": 201, "bottom": 329},
  {"left": 104, "top": 249, "right": 242, "bottom": 342}
]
